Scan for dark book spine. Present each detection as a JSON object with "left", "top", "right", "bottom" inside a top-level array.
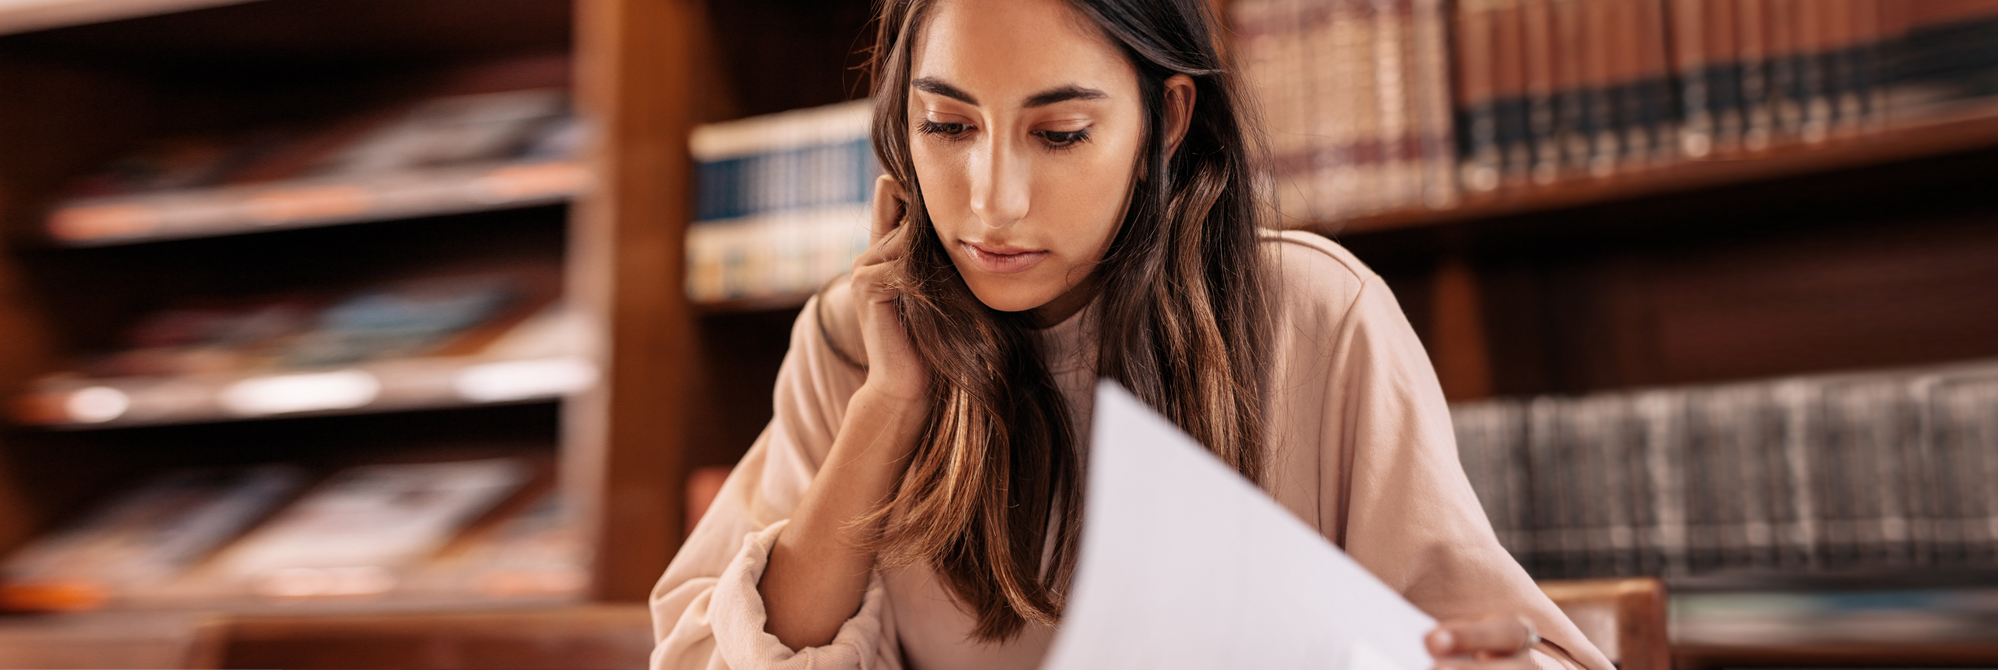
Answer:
[
  {"left": 1634, "top": 0, "right": 1679, "bottom": 165},
  {"left": 1765, "top": 0, "right": 1806, "bottom": 140},
  {"left": 1491, "top": 0, "right": 1535, "bottom": 186},
  {"left": 1522, "top": 0, "right": 1561, "bottom": 183},
  {"left": 1794, "top": 0, "right": 1834, "bottom": 141},
  {"left": 1580, "top": 0, "right": 1622, "bottom": 174},
  {"left": 1453, "top": 0, "right": 1504, "bottom": 192},
  {"left": 1670, "top": 0, "right": 1716, "bottom": 157},
  {"left": 1737, "top": 0, "right": 1776, "bottom": 149},
  {"left": 1702, "top": 0, "right": 1746, "bottom": 153},
  {"left": 1553, "top": 0, "right": 1594, "bottom": 171}
]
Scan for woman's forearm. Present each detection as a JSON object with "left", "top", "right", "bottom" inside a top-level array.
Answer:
[{"left": 759, "top": 386, "right": 927, "bottom": 650}]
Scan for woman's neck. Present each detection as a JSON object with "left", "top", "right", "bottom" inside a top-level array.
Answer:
[{"left": 1027, "top": 273, "right": 1099, "bottom": 328}]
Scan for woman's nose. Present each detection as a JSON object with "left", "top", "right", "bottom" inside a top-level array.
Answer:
[{"left": 969, "top": 138, "right": 1030, "bottom": 229}]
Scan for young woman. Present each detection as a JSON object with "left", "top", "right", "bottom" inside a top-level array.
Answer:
[{"left": 652, "top": 1, "right": 1612, "bottom": 669}]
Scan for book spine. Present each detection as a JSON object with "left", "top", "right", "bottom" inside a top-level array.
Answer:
[
  {"left": 1859, "top": 0, "right": 1895, "bottom": 127},
  {"left": 1277, "top": 0, "right": 1318, "bottom": 221},
  {"left": 1634, "top": 0, "right": 1678, "bottom": 165},
  {"left": 1737, "top": 0, "right": 1775, "bottom": 150},
  {"left": 1374, "top": 0, "right": 1420, "bottom": 211},
  {"left": 1355, "top": 0, "right": 1391, "bottom": 213},
  {"left": 1410, "top": 0, "right": 1460, "bottom": 208},
  {"left": 1794, "top": 0, "right": 1834, "bottom": 141},
  {"left": 1580, "top": 0, "right": 1621, "bottom": 174},
  {"left": 1702, "top": 0, "right": 1745, "bottom": 154},
  {"left": 1765, "top": 0, "right": 1804, "bottom": 140},
  {"left": 1552, "top": 0, "right": 1593, "bottom": 172},
  {"left": 1820, "top": 0, "right": 1864, "bottom": 136},
  {"left": 1453, "top": 0, "right": 1504, "bottom": 192},
  {"left": 1522, "top": 0, "right": 1561, "bottom": 183},
  {"left": 1491, "top": 0, "right": 1534, "bottom": 185},
  {"left": 1669, "top": 0, "right": 1715, "bottom": 157},
  {"left": 1609, "top": 0, "right": 1649, "bottom": 169},
  {"left": 1306, "top": 0, "right": 1349, "bottom": 221}
]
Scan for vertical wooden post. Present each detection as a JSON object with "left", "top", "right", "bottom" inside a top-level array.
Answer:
[
  {"left": 571, "top": 0, "right": 702, "bottom": 602},
  {"left": 1430, "top": 253, "right": 1494, "bottom": 400}
]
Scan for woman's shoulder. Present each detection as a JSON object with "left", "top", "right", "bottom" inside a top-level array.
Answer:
[{"left": 1258, "top": 228, "right": 1381, "bottom": 323}]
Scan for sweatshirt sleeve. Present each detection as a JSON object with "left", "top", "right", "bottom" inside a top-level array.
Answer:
[
  {"left": 649, "top": 293, "right": 903, "bottom": 670},
  {"left": 1315, "top": 276, "right": 1613, "bottom": 670}
]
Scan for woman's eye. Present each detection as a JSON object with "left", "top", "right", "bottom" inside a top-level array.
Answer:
[
  {"left": 1035, "top": 129, "right": 1090, "bottom": 150},
  {"left": 918, "top": 120, "right": 972, "bottom": 139}
]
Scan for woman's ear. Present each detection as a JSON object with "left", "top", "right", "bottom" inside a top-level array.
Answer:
[{"left": 1162, "top": 74, "right": 1197, "bottom": 159}]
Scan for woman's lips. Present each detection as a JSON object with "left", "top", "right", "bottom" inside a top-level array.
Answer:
[{"left": 960, "top": 241, "right": 1048, "bottom": 275}]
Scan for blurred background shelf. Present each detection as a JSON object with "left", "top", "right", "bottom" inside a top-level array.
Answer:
[
  {"left": 0, "top": 0, "right": 255, "bottom": 36},
  {"left": 0, "top": 0, "right": 702, "bottom": 641},
  {"left": 12, "top": 354, "right": 596, "bottom": 428},
  {"left": 693, "top": 292, "right": 815, "bottom": 316},
  {"left": 47, "top": 159, "right": 588, "bottom": 247},
  {"left": 1311, "top": 110, "right": 1998, "bottom": 237}
]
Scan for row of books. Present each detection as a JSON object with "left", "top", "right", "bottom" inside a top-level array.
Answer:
[
  {"left": 1452, "top": 359, "right": 1998, "bottom": 581},
  {"left": 0, "top": 457, "right": 586, "bottom": 611},
  {"left": 1670, "top": 571, "right": 1998, "bottom": 646},
  {"left": 11, "top": 268, "right": 595, "bottom": 427},
  {"left": 687, "top": 100, "right": 876, "bottom": 304},
  {"left": 47, "top": 62, "right": 587, "bottom": 245},
  {"left": 1232, "top": 0, "right": 1998, "bottom": 221}
]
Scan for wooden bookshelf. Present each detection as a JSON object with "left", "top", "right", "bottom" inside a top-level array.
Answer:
[
  {"left": 0, "top": 0, "right": 697, "bottom": 634},
  {"left": 694, "top": 291, "right": 815, "bottom": 316},
  {"left": 46, "top": 159, "right": 588, "bottom": 247},
  {"left": 12, "top": 354, "right": 597, "bottom": 429},
  {"left": 1673, "top": 641, "right": 1998, "bottom": 670},
  {"left": 0, "top": 0, "right": 254, "bottom": 35},
  {"left": 1312, "top": 110, "right": 1998, "bottom": 237}
]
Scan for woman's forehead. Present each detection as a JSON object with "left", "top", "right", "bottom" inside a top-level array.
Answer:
[{"left": 911, "top": 0, "right": 1136, "bottom": 107}]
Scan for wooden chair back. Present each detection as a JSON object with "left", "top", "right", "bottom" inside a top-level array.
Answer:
[{"left": 1539, "top": 577, "right": 1669, "bottom": 670}]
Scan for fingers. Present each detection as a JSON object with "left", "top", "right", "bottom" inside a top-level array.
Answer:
[
  {"left": 1427, "top": 654, "right": 1538, "bottom": 670},
  {"left": 1427, "top": 615, "right": 1538, "bottom": 658},
  {"left": 869, "top": 175, "right": 907, "bottom": 241},
  {"left": 852, "top": 218, "right": 913, "bottom": 271}
]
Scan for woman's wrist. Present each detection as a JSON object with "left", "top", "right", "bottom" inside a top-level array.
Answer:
[{"left": 848, "top": 382, "right": 930, "bottom": 436}]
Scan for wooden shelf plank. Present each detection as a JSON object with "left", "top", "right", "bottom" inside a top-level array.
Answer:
[
  {"left": 46, "top": 159, "right": 588, "bottom": 247},
  {"left": 12, "top": 355, "right": 597, "bottom": 429},
  {"left": 1307, "top": 111, "right": 1998, "bottom": 236},
  {"left": 0, "top": 0, "right": 256, "bottom": 36},
  {"left": 1673, "top": 641, "right": 1998, "bottom": 669},
  {"left": 694, "top": 291, "right": 814, "bottom": 316}
]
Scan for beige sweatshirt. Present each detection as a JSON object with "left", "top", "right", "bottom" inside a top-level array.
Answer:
[{"left": 649, "top": 230, "right": 1614, "bottom": 670}]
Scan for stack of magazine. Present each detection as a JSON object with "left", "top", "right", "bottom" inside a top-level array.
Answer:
[
  {"left": 9, "top": 267, "right": 582, "bottom": 427},
  {"left": 0, "top": 457, "right": 584, "bottom": 611},
  {"left": 47, "top": 80, "right": 585, "bottom": 245},
  {"left": 1452, "top": 358, "right": 1998, "bottom": 581}
]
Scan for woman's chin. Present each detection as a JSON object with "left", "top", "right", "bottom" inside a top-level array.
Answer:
[{"left": 963, "top": 278, "right": 1060, "bottom": 313}]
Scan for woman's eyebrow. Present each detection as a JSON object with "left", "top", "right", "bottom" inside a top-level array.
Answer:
[
  {"left": 912, "top": 77, "right": 979, "bottom": 105},
  {"left": 1023, "top": 85, "right": 1108, "bottom": 108}
]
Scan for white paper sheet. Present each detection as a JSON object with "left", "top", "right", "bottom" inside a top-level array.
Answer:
[{"left": 1040, "top": 381, "right": 1438, "bottom": 670}]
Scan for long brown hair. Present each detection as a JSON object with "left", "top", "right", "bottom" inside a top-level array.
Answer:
[{"left": 860, "top": 0, "right": 1274, "bottom": 641}]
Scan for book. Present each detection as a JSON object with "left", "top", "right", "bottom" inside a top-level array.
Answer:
[
  {"left": 48, "top": 84, "right": 582, "bottom": 246},
  {"left": 416, "top": 490, "right": 589, "bottom": 600},
  {"left": 0, "top": 465, "right": 306, "bottom": 611},
  {"left": 1451, "top": 358, "right": 1998, "bottom": 581},
  {"left": 211, "top": 458, "right": 531, "bottom": 599},
  {"left": 687, "top": 99, "right": 876, "bottom": 303},
  {"left": 1227, "top": 0, "right": 1998, "bottom": 223}
]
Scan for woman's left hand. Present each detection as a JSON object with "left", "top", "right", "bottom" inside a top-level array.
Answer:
[{"left": 1425, "top": 615, "right": 1540, "bottom": 670}]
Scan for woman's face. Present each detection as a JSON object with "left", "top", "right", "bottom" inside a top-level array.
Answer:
[{"left": 906, "top": 0, "right": 1149, "bottom": 316}]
